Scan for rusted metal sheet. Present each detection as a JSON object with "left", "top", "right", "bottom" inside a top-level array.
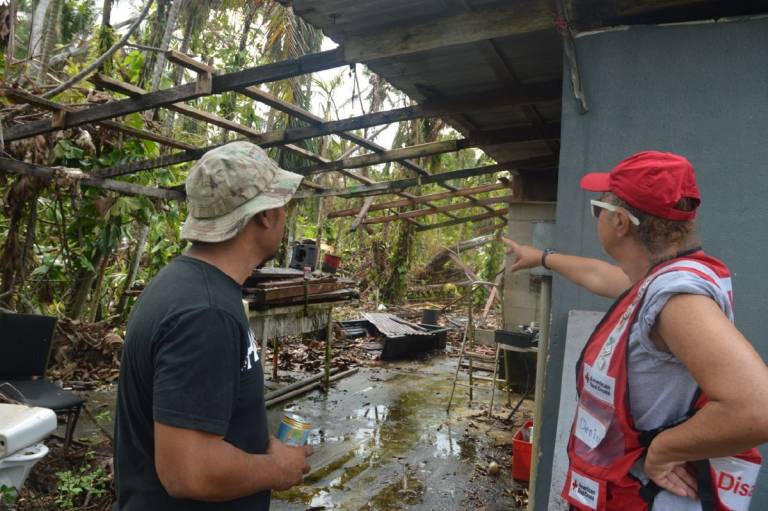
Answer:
[{"left": 362, "top": 313, "right": 431, "bottom": 338}]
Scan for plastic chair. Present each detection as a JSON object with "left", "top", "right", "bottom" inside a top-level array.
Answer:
[{"left": 0, "top": 313, "right": 84, "bottom": 450}]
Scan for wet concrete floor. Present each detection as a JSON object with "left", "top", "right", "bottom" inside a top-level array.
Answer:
[
  {"left": 72, "top": 353, "right": 526, "bottom": 510},
  {"left": 268, "top": 355, "right": 524, "bottom": 510}
]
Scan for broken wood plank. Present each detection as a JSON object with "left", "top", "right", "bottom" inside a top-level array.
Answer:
[
  {"left": 0, "top": 158, "right": 184, "bottom": 200},
  {"left": 328, "top": 181, "right": 509, "bottom": 218}
]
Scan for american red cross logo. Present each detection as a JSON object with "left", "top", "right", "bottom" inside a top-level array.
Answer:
[
  {"left": 572, "top": 480, "right": 579, "bottom": 491},
  {"left": 584, "top": 373, "right": 590, "bottom": 384}
]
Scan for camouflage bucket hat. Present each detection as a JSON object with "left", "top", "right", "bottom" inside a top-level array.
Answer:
[{"left": 181, "top": 141, "right": 303, "bottom": 243}]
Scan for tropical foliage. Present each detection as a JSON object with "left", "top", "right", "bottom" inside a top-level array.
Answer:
[{"left": 0, "top": 0, "right": 508, "bottom": 317}]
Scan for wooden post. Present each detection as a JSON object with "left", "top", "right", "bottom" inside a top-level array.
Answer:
[
  {"left": 324, "top": 309, "right": 333, "bottom": 390},
  {"left": 272, "top": 337, "right": 279, "bottom": 380}
]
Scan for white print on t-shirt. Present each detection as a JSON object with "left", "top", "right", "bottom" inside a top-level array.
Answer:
[{"left": 242, "top": 329, "right": 260, "bottom": 371}]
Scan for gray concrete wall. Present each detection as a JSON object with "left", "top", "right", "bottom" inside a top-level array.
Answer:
[
  {"left": 535, "top": 17, "right": 768, "bottom": 508},
  {"left": 503, "top": 204, "right": 557, "bottom": 330}
]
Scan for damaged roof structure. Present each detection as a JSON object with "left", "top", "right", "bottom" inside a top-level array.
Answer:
[{"left": 3, "top": 0, "right": 768, "bottom": 508}]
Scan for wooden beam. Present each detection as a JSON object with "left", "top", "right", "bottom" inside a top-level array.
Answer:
[
  {"left": 294, "top": 124, "right": 559, "bottom": 175},
  {"left": 363, "top": 195, "right": 516, "bottom": 225},
  {"left": 294, "top": 157, "right": 555, "bottom": 199},
  {"left": 241, "top": 86, "right": 431, "bottom": 177},
  {"left": 0, "top": 158, "right": 184, "bottom": 200},
  {"left": 328, "top": 181, "right": 509, "bottom": 218},
  {"left": 416, "top": 208, "right": 509, "bottom": 232},
  {"left": 252, "top": 83, "right": 561, "bottom": 149},
  {"left": 339, "top": 0, "right": 552, "bottom": 62},
  {"left": 2, "top": 88, "right": 195, "bottom": 151},
  {"left": 166, "top": 50, "right": 218, "bottom": 75},
  {"left": 92, "top": 74, "right": 266, "bottom": 138},
  {"left": 3, "top": 48, "right": 347, "bottom": 142},
  {"left": 474, "top": 220, "right": 508, "bottom": 236}
]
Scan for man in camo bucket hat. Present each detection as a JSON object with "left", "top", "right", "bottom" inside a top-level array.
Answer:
[
  {"left": 181, "top": 140, "right": 304, "bottom": 242},
  {"left": 115, "top": 141, "right": 312, "bottom": 511}
]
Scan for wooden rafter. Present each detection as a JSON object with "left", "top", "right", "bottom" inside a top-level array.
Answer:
[
  {"left": 90, "top": 74, "right": 318, "bottom": 164},
  {"left": 2, "top": 48, "right": 348, "bottom": 142},
  {"left": 0, "top": 158, "right": 184, "bottom": 200},
  {"left": 294, "top": 157, "right": 555, "bottom": 199},
  {"left": 363, "top": 195, "right": 518, "bottom": 225},
  {"left": 416, "top": 208, "right": 509, "bottom": 232},
  {"left": 294, "top": 125, "right": 559, "bottom": 176},
  {"left": 2, "top": 88, "right": 195, "bottom": 151},
  {"left": 328, "top": 181, "right": 510, "bottom": 218}
]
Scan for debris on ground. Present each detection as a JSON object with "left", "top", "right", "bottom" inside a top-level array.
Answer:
[{"left": 48, "top": 318, "right": 124, "bottom": 388}]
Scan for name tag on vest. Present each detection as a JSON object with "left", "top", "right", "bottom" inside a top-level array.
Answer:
[
  {"left": 574, "top": 405, "right": 608, "bottom": 449},
  {"left": 568, "top": 470, "right": 601, "bottom": 510},
  {"left": 583, "top": 364, "right": 616, "bottom": 404}
]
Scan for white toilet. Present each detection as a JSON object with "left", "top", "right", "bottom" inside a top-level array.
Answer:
[{"left": 0, "top": 404, "right": 57, "bottom": 492}]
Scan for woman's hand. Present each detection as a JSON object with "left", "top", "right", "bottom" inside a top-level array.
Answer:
[
  {"left": 501, "top": 236, "right": 542, "bottom": 272},
  {"left": 644, "top": 438, "right": 699, "bottom": 500}
]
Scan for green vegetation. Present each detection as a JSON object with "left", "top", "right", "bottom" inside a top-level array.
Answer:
[{"left": 0, "top": 0, "right": 508, "bottom": 318}]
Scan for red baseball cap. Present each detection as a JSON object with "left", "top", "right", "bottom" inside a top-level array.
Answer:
[{"left": 580, "top": 151, "right": 700, "bottom": 221}]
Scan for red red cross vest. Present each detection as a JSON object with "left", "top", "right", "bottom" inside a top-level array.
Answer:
[{"left": 562, "top": 250, "right": 762, "bottom": 511}]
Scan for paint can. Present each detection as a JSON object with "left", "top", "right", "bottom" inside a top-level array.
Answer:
[{"left": 276, "top": 414, "right": 312, "bottom": 446}]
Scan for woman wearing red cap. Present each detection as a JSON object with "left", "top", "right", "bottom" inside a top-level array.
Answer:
[{"left": 503, "top": 151, "right": 768, "bottom": 511}]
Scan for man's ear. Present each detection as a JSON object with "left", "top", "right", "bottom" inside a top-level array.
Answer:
[{"left": 251, "top": 211, "right": 270, "bottom": 230}]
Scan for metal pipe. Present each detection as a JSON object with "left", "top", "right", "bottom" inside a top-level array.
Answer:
[
  {"left": 528, "top": 276, "right": 551, "bottom": 511},
  {"left": 266, "top": 368, "right": 359, "bottom": 408}
]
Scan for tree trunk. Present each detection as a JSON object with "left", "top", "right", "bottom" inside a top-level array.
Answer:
[
  {"left": 87, "top": 249, "right": 111, "bottom": 322},
  {"left": 150, "top": 0, "right": 183, "bottom": 92},
  {"left": 37, "top": 0, "right": 61, "bottom": 82},
  {"left": 163, "top": 9, "right": 196, "bottom": 138},
  {"left": 115, "top": 223, "right": 149, "bottom": 318},
  {"left": 67, "top": 247, "right": 105, "bottom": 319},
  {"left": 27, "top": 0, "right": 54, "bottom": 78},
  {"left": 101, "top": 0, "right": 112, "bottom": 27},
  {"left": 139, "top": 0, "right": 169, "bottom": 88}
]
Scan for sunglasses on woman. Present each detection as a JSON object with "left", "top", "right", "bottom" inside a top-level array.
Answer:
[{"left": 590, "top": 200, "right": 641, "bottom": 226}]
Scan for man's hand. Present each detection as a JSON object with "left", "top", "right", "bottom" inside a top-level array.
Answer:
[
  {"left": 644, "top": 439, "right": 698, "bottom": 500},
  {"left": 501, "top": 237, "right": 543, "bottom": 272},
  {"left": 267, "top": 436, "right": 313, "bottom": 491}
]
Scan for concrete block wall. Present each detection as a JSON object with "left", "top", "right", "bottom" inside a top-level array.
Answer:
[{"left": 502, "top": 204, "right": 557, "bottom": 331}]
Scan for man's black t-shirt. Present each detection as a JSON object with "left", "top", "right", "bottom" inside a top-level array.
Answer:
[{"left": 114, "top": 256, "right": 269, "bottom": 510}]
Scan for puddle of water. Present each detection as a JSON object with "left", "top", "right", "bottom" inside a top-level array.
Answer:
[{"left": 274, "top": 371, "right": 473, "bottom": 508}]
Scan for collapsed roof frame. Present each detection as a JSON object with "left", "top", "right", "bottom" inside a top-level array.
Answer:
[{"left": 0, "top": 0, "right": 560, "bottom": 231}]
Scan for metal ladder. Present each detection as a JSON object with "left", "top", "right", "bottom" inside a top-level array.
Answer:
[{"left": 446, "top": 281, "right": 499, "bottom": 414}]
